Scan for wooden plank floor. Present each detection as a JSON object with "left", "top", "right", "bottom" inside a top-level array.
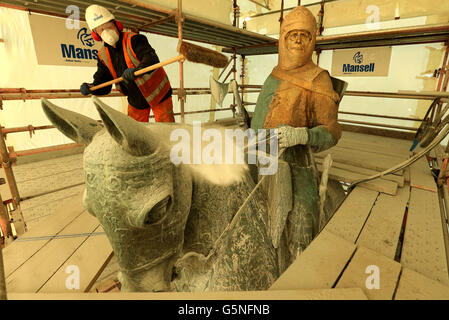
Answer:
[
  {"left": 395, "top": 268, "right": 449, "bottom": 300},
  {"left": 16, "top": 153, "right": 85, "bottom": 229},
  {"left": 271, "top": 132, "right": 449, "bottom": 300},
  {"left": 315, "top": 131, "right": 413, "bottom": 196},
  {"left": 2, "top": 152, "right": 113, "bottom": 294},
  {"left": 401, "top": 158, "right": 449, "bottom": 285},
  {"left": 357, "top": 186, "right": 410, "bottom": 259},
  {"left": 3, "top": 195, "right": 113, "bottom": 293},
  {"left": 335, "top": 246, "right": 402, "bottom": 300},
  {"left": 269, "top": 230, "right": 357, "bottom": 291},
  {"left": 8, "top": 288, "right": 369, "bottom": 300}
]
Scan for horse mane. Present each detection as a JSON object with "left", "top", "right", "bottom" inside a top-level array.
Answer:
[{"left": 145, "top": 123, "right": 249, "bottom": 186}]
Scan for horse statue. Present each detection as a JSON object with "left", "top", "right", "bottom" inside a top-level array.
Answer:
[{"left": 41, "top": 97, "right": 293, "bottom": 292}]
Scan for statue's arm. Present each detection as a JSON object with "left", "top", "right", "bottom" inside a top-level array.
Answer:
[{"left": 307, "top": 72, "right": 342, "bottom": 153}]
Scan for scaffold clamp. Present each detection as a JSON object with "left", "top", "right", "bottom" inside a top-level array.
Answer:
[
  {"left": 27, "top": 125, "right": 35, "bottom": 139},
  {"left": 20, "top": 88, "right": 27, "bottom": 102}
]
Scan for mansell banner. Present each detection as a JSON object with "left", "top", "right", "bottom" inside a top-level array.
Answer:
[
  {"left": 331, "top": 47, "right": 392, "bottom": 77},
  {"left": 29, "top": 14, "right": 102, "bottom": 67}
]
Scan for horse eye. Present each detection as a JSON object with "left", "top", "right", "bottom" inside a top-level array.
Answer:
[{"left": 144, "top": 196, "right": 172, "bottom": 225}]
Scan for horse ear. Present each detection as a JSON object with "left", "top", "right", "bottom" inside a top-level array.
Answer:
[
  {"left": 92, "top": 96, "right": 159, "bottom": 156},
  {"left": 41, "top": 98, "right": 102, "bottom": 145}
]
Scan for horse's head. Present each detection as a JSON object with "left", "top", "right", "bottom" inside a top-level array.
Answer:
[{"left": 41, "top": 98, "right": 193, "bottom": 292}]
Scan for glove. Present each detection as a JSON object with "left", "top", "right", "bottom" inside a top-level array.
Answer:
[
  {"left": 277, "top": 125, "right": 308, "bottom": 149},
  {"left": 236, "top": 112, "right": 247, "bottom": 128},
  {"left": 80, "top": 83, "right": 91, "bottom": 96},
  {"left": 122, "top": 68, "right": 136, "bottom": 83},
  {"left": 235, "top": 108, "right": 249, "bottom": 129}
]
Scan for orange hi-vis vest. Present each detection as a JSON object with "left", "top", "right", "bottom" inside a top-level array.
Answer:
[{"left": 98, "top": 32, "right": 171, "bottom": 107}]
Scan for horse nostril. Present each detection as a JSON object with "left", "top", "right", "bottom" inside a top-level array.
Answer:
[{"left": 144, "top": 196, "right": 172, "bottom": 225}]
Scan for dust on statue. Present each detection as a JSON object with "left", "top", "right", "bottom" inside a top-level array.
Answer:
[
  {"left": 42, "top": 96, "right": 279, "bottom": 292},
  {"left": 41, "top": 5, "right": 344, "bottom": 292}
]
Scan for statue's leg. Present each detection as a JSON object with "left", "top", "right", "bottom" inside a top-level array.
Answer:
[
  {"left": 277, "top": 227, "right": 291, "bottom": 275},
  {"left": 286, "top": 165, "right": 320, "bottom": 262},
  {"left": 323, "top": 179, "right": 346, "bottom": 223}
]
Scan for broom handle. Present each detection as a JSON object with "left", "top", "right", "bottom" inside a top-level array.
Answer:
[{"left": 90, "top": 55, "right": 185, "bottom": 92}]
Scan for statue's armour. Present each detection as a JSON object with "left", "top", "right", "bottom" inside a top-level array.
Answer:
[{"left": 263, "top": 62, "right": 339, "bottom": 129}]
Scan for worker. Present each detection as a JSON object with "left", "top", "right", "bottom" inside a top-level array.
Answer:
[
  {"left": 250, "top": 6, "right": 342, "bottom": 267},
  {"left": 80, "top": 4, "right": 175, "bottom": 123}
]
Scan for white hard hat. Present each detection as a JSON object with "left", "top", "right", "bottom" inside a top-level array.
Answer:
[{"left": 85, "top": 4, "right": 115, "bottom": 31}]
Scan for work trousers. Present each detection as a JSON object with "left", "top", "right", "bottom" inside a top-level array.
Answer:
[{"left": 127, "top": 96, "right": 175, "bottom": 123}]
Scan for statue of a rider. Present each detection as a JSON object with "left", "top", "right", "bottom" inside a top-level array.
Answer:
[{"left": 250, "top": 6, "right": 342, "bottom": 267}]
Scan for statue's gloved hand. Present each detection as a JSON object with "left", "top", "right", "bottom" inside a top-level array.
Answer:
[
  {"left": 277, "top": 125, "right": 308, "bottom": 149},
  {"left": 236, "top": 110, "right": 247, "bottom": 128}
]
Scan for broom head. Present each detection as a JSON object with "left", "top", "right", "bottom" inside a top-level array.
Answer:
[{"left": 178, "top": 41, "right": 228, "bottom": 68}]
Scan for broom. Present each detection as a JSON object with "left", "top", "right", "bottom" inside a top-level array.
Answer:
[{"left": 90, "top": 41, "right": 228, "bottom": 91}]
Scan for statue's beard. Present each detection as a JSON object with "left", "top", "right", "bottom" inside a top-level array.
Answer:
[{"left": 280, "top": 48, "right": 313, "bottom": 70}]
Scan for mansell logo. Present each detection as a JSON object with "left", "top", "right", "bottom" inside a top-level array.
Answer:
[
  {"left": 353, "top": 52, "right": 363, "bottom": 64},
  {"left": 343, "top": 51, "right": 375, "bottom": 74},
  {"left": 61, "top": 27, "right": 98, "bottom": 62},
  {"left": 93, "top": 13, "right": 104, "bottom": 21},
  {"left": 77, "top": 28, "right": 95, "bottom": 47}
]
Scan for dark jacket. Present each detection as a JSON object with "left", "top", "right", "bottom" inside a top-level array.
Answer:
[{"left": 91, "top": 32, "right": 172, "bottom": 109}]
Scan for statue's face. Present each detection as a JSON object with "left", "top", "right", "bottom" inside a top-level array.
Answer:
[
  {"left": 284, "top": 29, "right": 314, "bottom": 67},
  {"left": 277, "top": 6, "right": 318, "bottom": 70},
  {"left": 285, "top": 29, "right": 312, "bottom": 52}
]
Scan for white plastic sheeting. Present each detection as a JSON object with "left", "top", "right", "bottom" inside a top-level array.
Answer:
[{"left": 137, "top": 0, "right": 233, "bottom": 25}]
